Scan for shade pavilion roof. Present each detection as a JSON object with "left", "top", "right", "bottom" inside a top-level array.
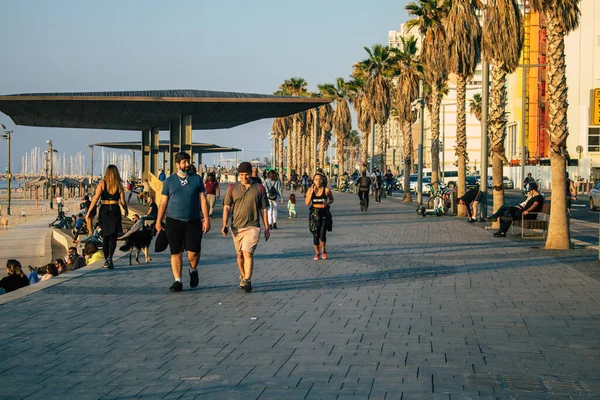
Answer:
[
  {"left": 0, "top": 90, "right": 330, "bottom": 131},
  {"left": 91, "top": 140, "right": 241, "bottom": 153}
]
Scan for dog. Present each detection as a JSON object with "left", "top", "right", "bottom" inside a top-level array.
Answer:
[{"left": 120, "top": 225, "right": 154, "bottom": 265}]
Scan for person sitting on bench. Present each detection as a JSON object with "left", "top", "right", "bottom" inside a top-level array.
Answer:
[{"left": 493, "top": 182, "right": 544, "bottom": 238}]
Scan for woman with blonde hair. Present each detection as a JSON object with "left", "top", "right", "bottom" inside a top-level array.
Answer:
[
  {"left": 86, "top": 164, "right": 128, "bottom": 269},
  {"left": 0, "top": 259, "right": 30, "bottom": 293}
]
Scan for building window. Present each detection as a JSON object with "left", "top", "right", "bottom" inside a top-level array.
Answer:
[
  {"left": 507, "top": 123, "right": 518, "bottom": 159},
  {"left": 588, "top": 127, "right": 600, "bottom": 152}
]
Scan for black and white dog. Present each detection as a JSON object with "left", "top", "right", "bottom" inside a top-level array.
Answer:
[{"left": 120, "top": 224, "right": 154, "bottom": 265}]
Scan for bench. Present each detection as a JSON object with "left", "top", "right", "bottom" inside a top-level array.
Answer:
[{"left": 511, "top": 202, "right": 551, "bottom": 238}]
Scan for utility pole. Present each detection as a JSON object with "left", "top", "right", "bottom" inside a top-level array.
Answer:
[
  {"left": 47, "top": 140, "right": 54, "bottom": 210},
  {"left": 88, "top": 145, "right": 94, "bottom": 192},
  {"left": 417, "top": 80, "right": 425, "bottom": 205}
]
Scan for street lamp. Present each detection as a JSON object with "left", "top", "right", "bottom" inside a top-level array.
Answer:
[
  {"left": 88, "top": 145, "right": 94, "bottom": 191},
  {"left": 1, "top": 124, "right": 12, "bottom": 215},
  {"left": 46, "top": 140, "right": 55, "bottom": 210}
]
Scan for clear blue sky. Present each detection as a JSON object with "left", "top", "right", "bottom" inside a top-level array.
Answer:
[{"left": 0, "top": 0, "right": 411, "bottom": 171}]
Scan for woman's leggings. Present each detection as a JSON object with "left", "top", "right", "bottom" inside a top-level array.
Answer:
[
  {"left": 313, "top": 217, "right": 327, "bottom": 246},
  {"left": 268, "top": 200, "right": 278, "bottom": 224},
  {"left": 102, "top": 232, "right": 118, "bottom": 260}
]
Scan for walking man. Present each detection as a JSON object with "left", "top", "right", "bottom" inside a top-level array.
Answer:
[
  {"left": 222, "top": 162, "right": 270, "bottom": 293},
  {"left": 357, "top": 170, "right": 371, "bottom": 212},
  {"left": 156, "top": 152, "right": 210, "bottom": 292}
]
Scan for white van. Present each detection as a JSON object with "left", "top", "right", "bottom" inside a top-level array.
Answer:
[{"left": 422, "top": 168, "right": 458, "bottom": 187}]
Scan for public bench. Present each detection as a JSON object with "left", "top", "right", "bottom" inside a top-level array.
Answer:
[{"left": 510, "top": 202, "right": 551, "bottom": 238}]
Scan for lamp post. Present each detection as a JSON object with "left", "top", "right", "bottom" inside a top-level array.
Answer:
[
  {"left": 88, "top": 145, "right": 94, "bottom": 193},
  {"left": 417, "top": 80, "right": 425, "bottom": 205},
  {"left": 1, "top": 124, "right": 12, "bottom": 215},
  {"left": 46, "top": 140, "right": 54, "bottom": 210}
]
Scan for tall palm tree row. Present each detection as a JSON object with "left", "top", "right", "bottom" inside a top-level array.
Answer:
[
  {"left": 445, "top": 0, "right": 482, "bottom": 215},
  {"left": 318, "top": 79, "right": 352, "bottom": 175},
  {"left": 272, "top": 117, "right": 289, "bottom": 175},
  {"left": 357, "top": 44, "right": 394, "bottom": 170},
  {"left": 318, "top": 103, "right": 334, "bottom": 172},
  {"left": 406, "top": 0, "right": 450, "bottom": 194},
  {"left": 531, "top": 0, "right": 581, "bottom": 249},
  {"left": 482, "top": 0, "right": 523, "bottom": 227},
  {"left": 391, "top": 35, "right": 423, "bottom": 202},
  {"left": 275, "top": 77, "right": 308, "bottom": 175},
  {"left": 347, "top": 73, "right": 371, "bottom": 168}
]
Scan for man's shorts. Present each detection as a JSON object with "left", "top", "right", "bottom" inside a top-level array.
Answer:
[
  {"left": 231, "top": 226, "right": 260, "bottom": 254},
  {"left": 166, "top": 217, "right": 203, "bottom": 254}
]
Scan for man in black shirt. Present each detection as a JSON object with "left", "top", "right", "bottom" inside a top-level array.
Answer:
[
  {"left": 458, "top": 188, "right": 482, "bottom": 222},
  {"left": 494, "top": 182, "right": 544, "bottom": 237},
  {"left": 357, "top": 171, "right": 372, "bottom": 212}
]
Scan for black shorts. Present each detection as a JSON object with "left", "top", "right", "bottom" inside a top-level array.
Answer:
[{"left": 166, "top": 217, "right": 203, "bottom": 254}]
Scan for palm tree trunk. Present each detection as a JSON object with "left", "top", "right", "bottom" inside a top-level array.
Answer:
[
  {"left": 293, "top": 117, "right": 300, "bottom": 173},
  {"left": 278, "top": 135, "right": 284, "bottom": 176},
  {"left": 337, "top": 135, "right": 344, "bottom": 174},
  {"left": 402, "top": 121, "right": 412, "bottom": 202},
  {"left": 287, "top": 128, "right": 293, "bottom": 178},
  {"left": 488, "top": 65, "right": 508, "bottom": 229},
  {"left": 456, "top": 74, "right": 469, "bottom": 217},
  {"left": 431, "top": 85, "right": 441, "bottom": 194},
  {"left": 377, "top": 124, "right": 384, "bottom": 170},
  {"left": 319, "top": 132, "right": 327, "bottom": 173},
  {"left": 361, "top": 129, "right": 369, "bottom": 168},
  {"left": 544, "top": 13, "right": 571, "bottom": 249}
]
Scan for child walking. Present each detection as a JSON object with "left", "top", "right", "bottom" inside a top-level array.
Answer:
[{"left": 288, "top": 194, "right": 297, "bottom": 218}]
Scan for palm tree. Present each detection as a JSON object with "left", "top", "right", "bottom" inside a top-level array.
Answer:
[
  {"left": 272, "top": 117, "right": 289, "bottom": 175},
  {"left": 347, "top": 74, "right": 371, "bottom": 168},
  {"left": 357, "top": 44, "right": 394, "bottom": 171},
  {"left": 391, "top": 35, "right": 423, "bottom": 202},
  {"left": 318, "top": 103, "right": 334, "bottom": 173},
  {"left": 276, "top": 78, "right": 308, "bottom": 175},
  {"left": 482, "top": 0, "right": 523, "bottom": 228},
  {"left": 318, "top": 79, "right": 352, "bottom": 175},
  {"left": 406, "top": 0, "right": 450, "bottom": 194},
  {"left": 469, "top": 93, "right": 482, "bottom": 122},
  {"left": 531, "top": 0, "right": 581, "bottom": 249},
  {"left": 445, "top": 0, "right": 482, "bottom": 215}
]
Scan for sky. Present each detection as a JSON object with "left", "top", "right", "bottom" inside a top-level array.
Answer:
[{"left": 0, "top": 0, "right": 412, "bottom": 173}]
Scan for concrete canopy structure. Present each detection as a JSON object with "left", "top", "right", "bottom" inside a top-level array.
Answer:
[
  {"left": 91, "top": 140, "right": 241, "bottom": 154},
  {"left": 0, "top": 89, "right": 330, "bottom": 174}
]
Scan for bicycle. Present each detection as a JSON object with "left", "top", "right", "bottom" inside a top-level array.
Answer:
[{"left": 416, "top": 182, "right": 451, "bottom": 217}]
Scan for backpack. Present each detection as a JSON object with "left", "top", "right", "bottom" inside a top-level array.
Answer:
[
  {"left": 358, "top": 177, "right": 370, "bottom": 192},
  {"left": 267, "top": 182, "right": 278, "bottom": 200}
]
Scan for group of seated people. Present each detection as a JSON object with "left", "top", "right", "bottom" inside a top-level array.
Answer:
[
  {"left": 457, "top": 182, "right": 545, "bottom": 238},
  {"left": 0, "top": 241, "right": 106, "bottom": 295}
]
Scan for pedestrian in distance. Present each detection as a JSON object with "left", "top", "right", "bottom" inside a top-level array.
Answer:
[
  {"left": 156, "top": 152, "right": 210, "bottom": 293},
  {"left": 86, "top": 164, "right": 128, "bottom": 269},
  {"left": 204, "top": 172, "right": 220, "bottom": 218},
  {"left": 222, "top": 161, "right": 270, "bottom": 293},
  {"left": 371, "top": 167, "right": 384, "bottom": 203},
  {"left": 305, "top": 173, "right": 334, "bottom": 261},
  {"left": 566, "top": 172, "right": 577, "bottom": 215},
  {"left": 288, "top": 193, "right": 297, "bottom": 218},
  {"left": 357, "top": 170, "right": 371, "bottom": 212},
  {"left": 251, "top": 167, "right": 263, "bottom": 184},
  {"left": 264, "top": 169, "right": 283, "bottom": 229}
]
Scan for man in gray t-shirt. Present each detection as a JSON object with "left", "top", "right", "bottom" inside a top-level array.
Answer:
[
  {"left": 222, "top": 161, "right": 269, "bottom": 293},
  {"left": 156, "top": 152, "right": 210, "bottom": 293}
]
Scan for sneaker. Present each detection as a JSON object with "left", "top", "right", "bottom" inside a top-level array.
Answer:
[
  {"left": 273, "top": 223, "right": 278, "bottom": 229},
  {"left": 493, "top": 231, "right": 506, "bottom": 237},
  {"left": 321, "top": 251, "right": 328, "bottom": 260},
  {"left": 243, "top": 279, "right": 252, "bottom": 293},
  {"left": 468, "top": 219, "right": 475, "bottom": 223},
  {"left": 289, "top": 216, "right": 292, "bottom": 219},
  {"left": 170, "top": 281, "right": 183, "bottom": 292},
  {"left": 189, "top": 268, "right": 199, "bottom": 288},
  {"left": 103, "top": 260, "right": 110, "bottom": 268},
  {"left": 238, "top": 275, "right": 245, "bottom": 289},
  {"left": 107, "top": 258, "right": 114, "bottom": 269},
  {"left": 313, "top": 253, "right": 319, "bottom": 261}
]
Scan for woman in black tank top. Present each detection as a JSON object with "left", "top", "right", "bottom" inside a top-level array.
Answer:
[
  {"left": 304, "top": 173, "right": 334, "bottom": 260},
  {"left": 86, "top": 165, "right": 128, "bottom": 269}
]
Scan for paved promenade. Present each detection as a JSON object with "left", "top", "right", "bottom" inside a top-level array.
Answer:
[{"left": 1, "top": 190, "right": 599, "bottom": 399}]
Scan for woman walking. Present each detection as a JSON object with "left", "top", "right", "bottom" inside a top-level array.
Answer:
[
  {"left": 86, "top": 165, "right": 128, "bottom": 269},
  {"left": 264, "top": 170, "right": 283, "bottom": 229},
  {"left": 305, "top": 173, "right": 334, "bottom": 260}
]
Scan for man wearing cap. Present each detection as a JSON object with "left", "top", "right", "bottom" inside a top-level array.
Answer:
[
  {"left": 493, "top": 182, "right": 544, "bottom": 238},
  {"left": 222, "top": 161, "right": 270, "bottom": 292},
  {"left": 156, "top": 152, "right": 210, "bottom": 292}
]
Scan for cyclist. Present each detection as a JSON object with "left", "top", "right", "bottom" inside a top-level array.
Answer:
[
  {"left": 357, "top": 170, "right": 371, "bottom": 212},
  {"left": 384, "top": 169, "right": 394, "bottom": 196},
  {"left": 371, "top": 167, "right": 384, "bottom": 203}
]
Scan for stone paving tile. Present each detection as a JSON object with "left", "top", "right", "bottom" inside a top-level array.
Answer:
[{"left": 1, "top": 192, "right": 600, "bottom": 399}]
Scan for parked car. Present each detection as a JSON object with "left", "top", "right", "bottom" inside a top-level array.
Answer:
[
  {"left": 466, "top": 175, "right": 479, "bottom": 191},
  {"left": 503, "top": 176, "right": 514, "bottom": 189},
  {"left": 590, "top": 181, "right": 600, "bottom": 210},
  {"left": 487, "top": 176, "right": 493, "bottom": 188}
]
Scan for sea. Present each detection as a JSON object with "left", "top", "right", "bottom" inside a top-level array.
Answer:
[{"left": 0, "top": 179, "right": 26, "bottom": 190}]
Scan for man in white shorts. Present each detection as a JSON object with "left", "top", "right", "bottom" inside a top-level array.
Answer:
[{"left": 222, "top": 161, "right": 270, "bottom": 292}]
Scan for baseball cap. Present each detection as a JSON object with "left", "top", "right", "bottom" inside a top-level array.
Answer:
[
  {"left": 237, "top": 162, "right": 252, "bottom": 174},
  {"left": 528, "top": 182, "right": 538, "bottom": 191}
]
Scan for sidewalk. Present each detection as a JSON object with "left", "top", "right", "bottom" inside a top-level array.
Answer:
[{"left": 1, "top": 190, "right": 599, "bottom": 399}]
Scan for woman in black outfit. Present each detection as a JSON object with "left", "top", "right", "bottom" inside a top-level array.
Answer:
[
  {"left": 304, "top": 173, "right": 334, "bottom": 260},
  {"left": 0, "top": 259, "right": 29, "bottom": 293},
  {"left": 86, "top": 165, "right": 128, "bottom": 269}
]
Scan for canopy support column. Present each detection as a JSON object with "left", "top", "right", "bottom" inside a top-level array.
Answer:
[
  {"left": 141, "top": 129, "right": 150, "bottom": 180},
  {"left": 169, "top": 118, "right": 181, "bottom": 174},
  {"left": 181, "top": 115, "right": 192, "bottom": 154},
  {"left": 150, "top": 126, "right": 159, "bottom": 176}
]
